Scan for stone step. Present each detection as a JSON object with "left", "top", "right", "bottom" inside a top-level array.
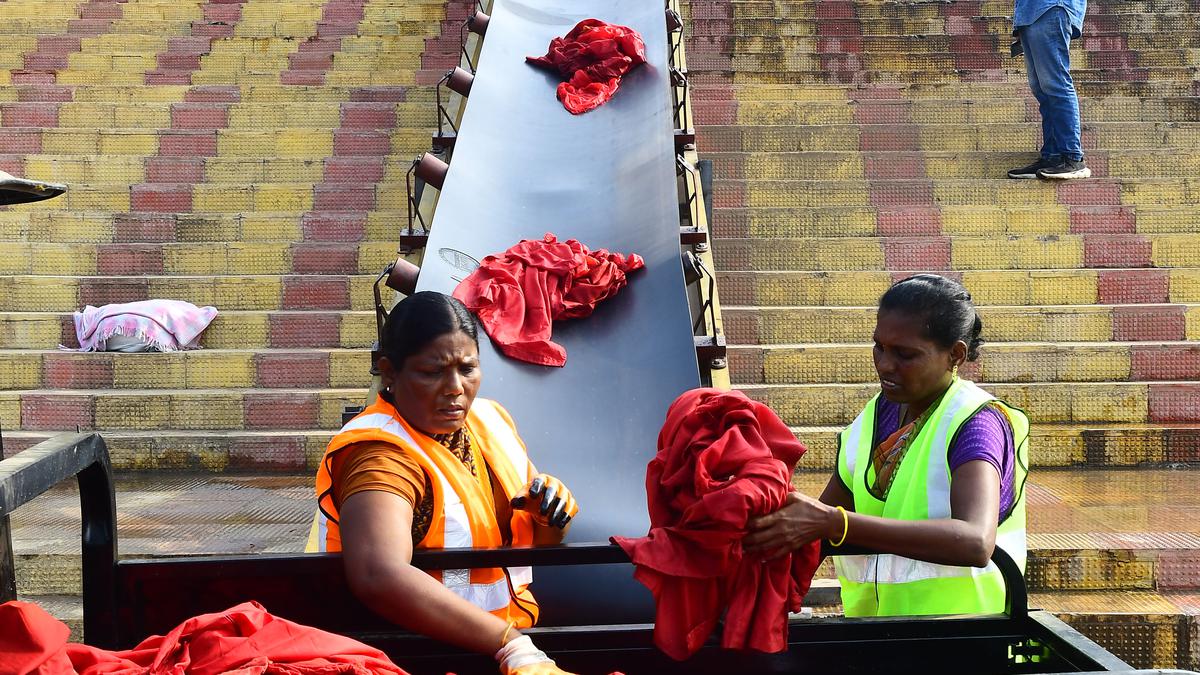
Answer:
[
  {"left": 695, "top": 80, "right": 1200, "bottom": 100},
  {"left": 689, "top": 14, "right": 1200, "bottom": 36},
  {"left": 699, "top": 124, "right": 1200, "bottom": 151},
  {"left": 0, "top": 156, "right": 427, "bottom": 187},
  {"left": 0, "top": 387, "right": 367, "bottom": 433},
  {"left": 0, "top": 241, "right": 401, "bottom": 278},
  {"left": 0, "top": 128, "right": 433, "bottom": 161},
  {"left": 711, "top": 233, "right": 1200, "bottom": 272},
  {"left": 0, "top": 348, "right": 375, "bottom": 391},
  {"left": 707, "top": 150, "right": 1197, "bottom": 180},
  {"left": 1, "top": 102, "right": 436, "bottom": 131},
  {"left": 717, "top": 268, "right": 1200, "bottom": 308},
  {"left": 699, "top": 0, "right": 1199, "bottom": 19},
  {"left": 0, "top": 275, "right": 380, "bottom": 312},
  {"left": 0, "top": 210, "right": 412, "bottom": 244},
  {"left": 723, "top": 304, "right": 1200, "bottom": 344},
  {"left": 789, "top": 424, "right": 1200, "bottom": 468},
  {"left": 711, "top": 177, "right": 1200, "bottom": 211},
  {"left": 0, "top": 83, "right": 436, "bottom": 105},
  {"left": 729, "top": 341, "right": 1200, "bottom": 385},
  {"left": 0, "top": 309, "right": 376, "bottom": 350},
  {"left": 710, "top": 205, "right": 1200, "bottom": 238},
  {"left": 738, "top": 382, "right": 1200, "bottom": 426},
  {"left": 695, "top": 97, "right": 1200, "bottom": 125},
  {"left": 693, "top": 67, "right": 1200, "bottom": 87},
  {"left": 688, "top": 49, "right": 1200, "bottom": 74},
  {"left": 2, "top": 430, "right": 334, "bottom": 472},
  {"left": 685, "top": 32, "right": 1200, "bottom": 54}
]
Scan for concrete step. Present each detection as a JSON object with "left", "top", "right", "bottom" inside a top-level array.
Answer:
[
  {"left": 0, "top": 387, "right": 367, "bottom": 433},
  {"left": 2, "top": 429, "right": 334, "bottom": 472},
  {"left": 715, "top": 268, "right": 1200, "bottom": 308},
  {"left": 0, "top": 83, "right": 435, "bottom": 105},
  {"left": 685, "top": 32, "right": 1200, "bottom": 54},
  {"left": 711, "top": 233, "right": 1200, "bottom": 272},
  {"left": 710, "top": 177, "right": 1200, "bottom": 211},
  {"left": 707, "top": 150, "right": 1198, "bottom": 180},
  {"left": 692, "top": 66, "right": 1200, "bottom": 88},
  {"left": 695, "top": 97, "right": 1200, "bottom": 125},
  {"left": 0, "top": 348, "right": 374, "bottom": 391},
  {"left": 710, "top": 205, "right": 1200, "bottom": 238},
  {"left": 698, "top": 124, "right": 1200, "bottom": 152},
  {"left": 0, "top": 127, "right": 432, "bottom": 161},
  {"left": 723, "top": 304, "right": 1200, "bottom": 344},
  {"left": 0, "top": 210, "right": 412, "bottom": 244},
  {"left": 738, "top": 381, "right": 1200, "bottom": 426},
  {"left": 1, "top": 102, "right": 436, "bottom": 132},
  {"left": 0, "top": 309, "right": 376, "bottom": 350},
  {"left": 0, "top": 241, "right": 402, "bottom": 277},
  {"left": 0, "top": 274, "right": 381, "bottom": 312},
  {"left": 689, "top": 14, "right": 1200, "bottom": 36},
  {"left": 729, "top": 341, "right": 1200, "bottom": 385},
  {"left": 693, "top": 80, "right": 1200, "bottom": 101},
  {"left": 688, "top": 50, "right": 1200, "bottom": 74}
]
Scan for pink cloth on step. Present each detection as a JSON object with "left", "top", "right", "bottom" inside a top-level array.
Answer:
[{"left": 73, "top": 300, "right": 218, "bottom": 352}]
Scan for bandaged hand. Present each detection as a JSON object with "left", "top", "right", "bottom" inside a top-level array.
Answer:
[
  {"left": 496, "top": 634, "right": 577, "bottom": 675},
  {"left": 511, "top": 474, "right": 578, "bottom": 528}
]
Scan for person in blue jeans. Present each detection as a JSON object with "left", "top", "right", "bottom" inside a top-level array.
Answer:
[{"left": 1007, "top": 0, "right": 1090, "bottom": 179}]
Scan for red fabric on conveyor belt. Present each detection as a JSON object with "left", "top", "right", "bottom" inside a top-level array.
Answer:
[
  {"left": 612, "top": 389, "right": 822, "bottom": 661},
  {"left": 0, "top": 600, "right": 408, "bottom": 674},
  {"left": 453, "top": 233, "right": 644, "bottom": 367},
  {"left": 526, "top": 19, "right": 647, "bottom": 114}
]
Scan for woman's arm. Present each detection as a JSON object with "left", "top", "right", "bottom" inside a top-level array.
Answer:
[
  {"left": 339, "top": 490, "right": 515, "bottom": 655},
  {"left": 744, "top": 461, "right": 1000, "bottom": 567}
]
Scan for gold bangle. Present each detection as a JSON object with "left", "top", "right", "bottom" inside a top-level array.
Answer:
[
  {"left": 830, "top": 506, "right": 849, "bottom": 547},
  {"left": 499, "top": 621, "right": 516, "bottom": 649}
]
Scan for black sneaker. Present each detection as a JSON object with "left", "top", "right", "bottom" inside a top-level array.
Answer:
[
  {"left": 1007, "top": 156, "right": 1058, "bottom": 179},
  {"left": 1037, "top": 158, "right": 1091, "bottom": 179}
]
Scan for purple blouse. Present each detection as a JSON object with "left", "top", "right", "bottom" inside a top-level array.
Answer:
[{"left": 871, "top": 398, "right": 1016, "bottom": 521}]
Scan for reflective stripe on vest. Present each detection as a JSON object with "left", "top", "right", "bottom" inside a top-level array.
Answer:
[
  {"left": 312, "top": 398, "right": 537, "bottom": 618},
  {"left": 834, "top": 378, "right": 1030, "bottom": 617}
]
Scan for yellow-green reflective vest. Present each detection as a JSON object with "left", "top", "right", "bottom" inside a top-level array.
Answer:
[{"left": 835, "top": 378, "right": 1030, "bottom": 617}]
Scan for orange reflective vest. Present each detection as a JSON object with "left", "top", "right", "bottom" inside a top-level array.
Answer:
[{"left": 313, "top": 397, "right": 540, "bottom": 627}]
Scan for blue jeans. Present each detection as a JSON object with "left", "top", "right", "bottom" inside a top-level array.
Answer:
[{"left": 1020, "top": 7, "right": 1083, "bottom": 162}]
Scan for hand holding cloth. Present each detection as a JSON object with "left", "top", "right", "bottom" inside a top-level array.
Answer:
[{"left": 612, "top": 389, "right": 822, "bottom": 660}]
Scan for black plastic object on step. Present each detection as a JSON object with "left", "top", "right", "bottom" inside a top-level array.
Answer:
[{"left": 0, "top": 170, "right": 66, "bottom": 206}]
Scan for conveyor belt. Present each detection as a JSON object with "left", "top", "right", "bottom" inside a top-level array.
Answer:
[{"left": 415, "top": 0, "right": 699, "bottom": 624}]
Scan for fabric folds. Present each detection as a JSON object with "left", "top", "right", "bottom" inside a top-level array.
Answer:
[
  {"left": 452, "top": 233, "right": 644, "bottom": 367},
  {"left": 0, "top": 600, "right": 408, "bottom": 674},
  {"left": 526, "top": 19, "right": 647, "bottom": 114},
  {"left": 612, "top": 389, "right": 822, "bottom": 661}
]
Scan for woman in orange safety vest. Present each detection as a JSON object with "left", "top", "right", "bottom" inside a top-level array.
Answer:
[{"left": 312, "top": 291, "right": 580, "bottom": 675}]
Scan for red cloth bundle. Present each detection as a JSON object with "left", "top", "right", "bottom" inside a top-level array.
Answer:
[
  {"left": 612, "top": 389, "right": 822, "bottom": 661},
  {"left": 453, "top": 233, "right": 644, "bottom": 367},
  {"left": 0, "top": 600, "right": 408, "bottom": 674},
  {"left": 526, "top": 19, "right": 647, "bottom": 114}
]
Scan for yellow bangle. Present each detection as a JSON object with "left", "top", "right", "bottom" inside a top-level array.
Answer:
[
  {"left": 830, "top": 506, "right": 849, "bottom": 547},
  {"left": 499, "top": 621, "right": 516, "bottom": 649}
]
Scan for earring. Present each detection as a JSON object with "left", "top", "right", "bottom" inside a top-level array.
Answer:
[{"left": 952, "top": 364, "right": 959, "bottom": 379}]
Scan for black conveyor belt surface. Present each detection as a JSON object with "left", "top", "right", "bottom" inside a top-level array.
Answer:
[{"left": 415, "top": 0, "right": 700, "bottom": 624}]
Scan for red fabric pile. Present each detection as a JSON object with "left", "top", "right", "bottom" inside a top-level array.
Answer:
[
  {"left": 453, "top": 233, "right": 644, "bottom": 367},
  {"left": 612, "top": 389, "right": 822, "bottom": 661},
  {"left": 0, "top": 600, "right": 408, "bottom": 674},
  {"left": 526, "top": 19, "right": 647, "bottom": 114}
]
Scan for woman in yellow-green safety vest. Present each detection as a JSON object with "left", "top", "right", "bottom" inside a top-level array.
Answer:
[{"left": 744, "top": 274, "right": 1030, "bottom": 617}]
